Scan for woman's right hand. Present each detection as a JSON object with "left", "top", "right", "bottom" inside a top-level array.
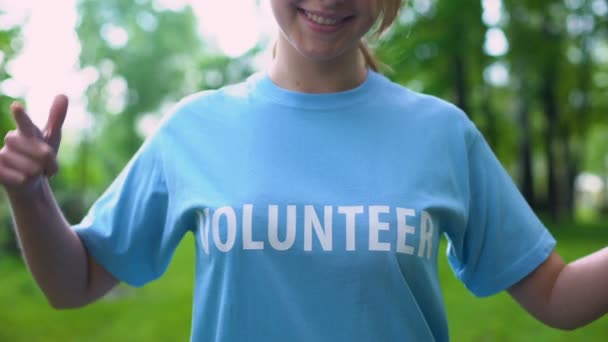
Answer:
[
  {"left": 1, "top": 95, "right": 118, "bottom": 308},
  {"left": 0, "top": 95, "right": 68, "bottom": 197}
]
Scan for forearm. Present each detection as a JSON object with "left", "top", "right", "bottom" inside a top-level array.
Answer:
[
  {"left": 8, "top": 179, "right": 89, "bottom": 308},
  {"left": 546, "top": 247, "right": 608, "bottom": 329}
]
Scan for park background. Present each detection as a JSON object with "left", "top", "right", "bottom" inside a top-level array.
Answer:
[{"left": 1, "top": 0, "right": 607, "bottom": 340}]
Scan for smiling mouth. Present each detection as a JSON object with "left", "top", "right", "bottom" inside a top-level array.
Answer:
[{"left": 296, "top": 7, "right": 354, "bottom": 26}]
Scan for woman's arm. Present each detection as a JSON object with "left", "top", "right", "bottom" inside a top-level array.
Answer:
[
  {"left": 8, "top": 179, "right": 118, "bottom": 309},
  {"left": 508, "top": 248, "right": 608, "bottom": 330},
  {"left": 1, "top": 96, "right": 118, "bottom": 309}
]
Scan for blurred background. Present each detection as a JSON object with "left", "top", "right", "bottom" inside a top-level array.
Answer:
[{"left": 0, "top": 0, "right": 607, "bottom": 340}]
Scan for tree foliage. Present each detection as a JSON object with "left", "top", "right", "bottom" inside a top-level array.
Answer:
[
  {"left": 0, "top": 17, "right": 20, "bottom": 137},
  {"left": 56, "top": 0, "right": 257, "bottom": 222},
  {"left": 0, "top": 16, "right": 21, "bottom": 256},
  {"left": 377, "top": 0, "right": 608, "bottom": 218}
]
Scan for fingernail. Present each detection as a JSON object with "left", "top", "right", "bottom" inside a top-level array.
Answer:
[{"left": 10, "top": 102, "right": 22, "bottom": 112}]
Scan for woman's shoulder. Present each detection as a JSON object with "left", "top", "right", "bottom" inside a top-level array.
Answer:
[
  {"left": 374, "top": 72, "right": 473, "bottom": 128},
  {"left": 377, "top": 74, "right": 461, "bottom": 111},
  {"left": 159, "top": 78, "right": 254, "bottom": 123},
  {"left": 176, "top": 81, "right": 249, "bottom": 111}
]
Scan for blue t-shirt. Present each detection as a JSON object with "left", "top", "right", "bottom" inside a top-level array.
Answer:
[{"left": 73, "top": 70, "right": 556, "bottom": 341}]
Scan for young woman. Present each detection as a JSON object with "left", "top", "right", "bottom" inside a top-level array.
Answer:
[{"left": 1, "top": 1, "right": 606, "bottom": 341}]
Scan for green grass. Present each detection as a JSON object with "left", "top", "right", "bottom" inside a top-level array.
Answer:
[
  {"left": 0, "top": 241, "right": 194, "bottom": 342},
  {"left": 1, "top": 223, "right": 607, "bottom": 341}
]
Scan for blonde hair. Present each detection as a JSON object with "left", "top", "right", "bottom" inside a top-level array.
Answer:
[{"left": 362, "top": 0, "right": 404, "bottom": 72}]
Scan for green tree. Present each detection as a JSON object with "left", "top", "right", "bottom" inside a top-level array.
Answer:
[
  {"left": 0, "top": 21, "right": 20, "bottom": 145},
  {"left": 59, "top": 0, "right": 256, "bottom": 221},
  {"left": 377, "top": 0, "right": 502, "bottom": 147},
  {"left": 378, "top": 0, "right": 484, "bottom": 113},
  {"left": 504, "top": 0, "right": 608, "bottom": 219},
  {"left": 0, "top": 16, "right": 22, "bottom": 256},
  {"left": 378, "top": 0, "right": 608, "bottom": 220}
]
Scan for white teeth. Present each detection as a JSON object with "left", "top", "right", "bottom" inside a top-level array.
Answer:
[{"left": 305, "top": 11, "right": 339, "bottom": 25}]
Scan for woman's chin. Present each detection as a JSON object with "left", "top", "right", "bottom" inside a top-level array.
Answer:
[{"left": 296, "top": 45, "right": 351, "bottom": 63}]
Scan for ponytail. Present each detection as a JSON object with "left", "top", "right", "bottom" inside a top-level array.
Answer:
[
  {"left": 359, "top": 41, "right": 380, "bottom": 72},
  {"left": 361, "top": 0, "right": 405, "bottom": 73}
]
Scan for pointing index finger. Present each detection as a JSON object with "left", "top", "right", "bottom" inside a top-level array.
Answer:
[{"left": 10, "top": 102, "right": 41, "bottom": 139}]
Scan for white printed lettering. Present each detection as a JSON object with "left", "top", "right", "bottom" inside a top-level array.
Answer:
[
  {"left": 268, "top": 205, "right": 297, "bottom": 251},
  {"left": 369, "top": 206, "right": 391, "bottom": 251},
  {"left": 338, "top": 206, "right": 363, "bottom": 251},
  {"left": 197, "top": 204, "right": 437, "bottom": 258},
  {"left": 304, "top": 205, "right": 333, "bottom": 251},
  {"left": 212, "top": 206, "right": 237, "bottom": 252},
  {"left": 243, "top": 204, "right": 264, "bottom": 250},
  {"left": 198, "top": 208, "right": 211, "bottom": 254},
  {"left": 418, "top": 210, "right": 434, "bottom": 259},
  {"left": 396, "top": 208, "right": 416, "bottom": 255}
]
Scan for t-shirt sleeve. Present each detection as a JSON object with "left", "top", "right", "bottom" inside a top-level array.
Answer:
[
  {"left": 72, "top": 129, "right": 185, "bottom": 287},
  {"left": 446, "top": 127, "right": 556, "bottom": 297}
]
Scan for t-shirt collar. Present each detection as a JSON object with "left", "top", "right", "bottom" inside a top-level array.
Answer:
[{"left": 248, "top": 68, "right": 382, "bottom": 109}]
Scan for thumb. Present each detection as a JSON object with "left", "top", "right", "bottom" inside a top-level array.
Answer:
[{"left": 43, "top": 94, "right": 69, "bottom": 152}]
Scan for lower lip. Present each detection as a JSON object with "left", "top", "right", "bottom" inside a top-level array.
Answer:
[{"left": 298, "top": 10, "right": 349, "bottom": 34}]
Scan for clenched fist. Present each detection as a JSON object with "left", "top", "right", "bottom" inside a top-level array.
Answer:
[{"left": 0, "top": 95, "right": 68, "bottom": 196}]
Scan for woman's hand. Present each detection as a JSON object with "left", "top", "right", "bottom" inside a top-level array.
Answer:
[
  {"left": 1, "top": 94, "right": 119, "bottom": 308},
  {"left": 0, "top": 95, "right": 68, "bottom": 197}
]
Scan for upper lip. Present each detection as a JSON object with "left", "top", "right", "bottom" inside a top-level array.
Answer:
[{"left": 299, "top": 8, "right": 353, "bottom": 20}]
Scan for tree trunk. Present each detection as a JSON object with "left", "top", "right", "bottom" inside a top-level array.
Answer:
[
  {"left": 541, "top": 65, "right": 560, "bottom": 220},
  {"left": 481, "top": 84, "right": 497, "bottom": 149},
  {"left": 453, "top": 51, "right": 469, "bottom": 115},
  {"left": 562, "top": 36, "right": 593, "bottom": 218},
  {"left": 516, "top": 78, "right": 536, "bottom": 208},
  {"left": 563, "top": 140, "right": 580, "bottom": 219},
  {"left": 449, "top": 18, "right": 470, "bottom": 116}
]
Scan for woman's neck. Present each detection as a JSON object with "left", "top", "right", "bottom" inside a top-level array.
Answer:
[{"left": 268, "top": 37, "right": 368, "bottom": 94}]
